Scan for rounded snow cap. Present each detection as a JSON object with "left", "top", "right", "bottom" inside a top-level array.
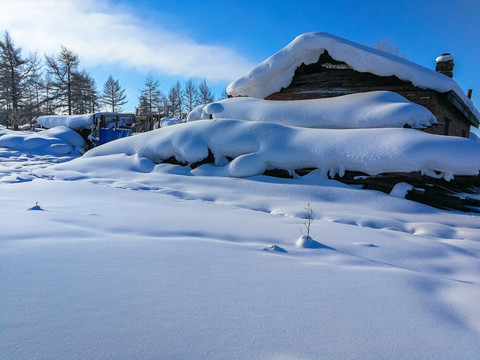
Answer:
[{"left": 436, "top": 53, "right": 454, "bottom": 63}]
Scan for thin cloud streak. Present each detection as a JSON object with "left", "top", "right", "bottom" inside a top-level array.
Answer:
[{"left": 0, "top": 0, "right": 254, "bottom": 81}]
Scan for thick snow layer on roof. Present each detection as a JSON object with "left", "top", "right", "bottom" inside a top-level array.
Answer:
[
  {"left": 83, "top": 119, "right": 480, "bottom": 178},
  {"left": 37, "top": 112, "right": 132, "bottom": 130},
  {"left": 0, "top": 126, "right": 86, "bottom": 155},
  {"left": 187, "top": 91, "right": 437, "bottom": 129},
  {"left": 227, "top": 32, "right": 479, "bottom": 120},
  {"left": 37, "top": 114, "right": 95, "bottom": 130}
]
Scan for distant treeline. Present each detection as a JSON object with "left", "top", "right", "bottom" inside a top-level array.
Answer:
[{"left": 0, "top": 31, "right": 222, "bottom": 130}]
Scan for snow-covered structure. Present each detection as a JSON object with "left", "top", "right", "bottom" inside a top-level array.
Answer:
[
  {"left": 227, "top": 32, "right": 479, "bottom": 137},
  {"left": 37, "top": 112, "right": 135, "bottom": 146},
  {"left": 37, "top": 113, "right": 133, "bottom": 131}
]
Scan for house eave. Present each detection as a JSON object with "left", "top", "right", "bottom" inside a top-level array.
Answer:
[{"left": 446, "top": 91, "right": 479, "bottom": 128}]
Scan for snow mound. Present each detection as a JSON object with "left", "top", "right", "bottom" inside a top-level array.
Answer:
[
  {"left": 188, "top": 92, "right": 437, "bottom": 129},
  {"left": 226, "top": 32, "right": 479, "bottom": 121},
  {"left": 82, "top": 120, "right": 480, "bottom": 178},
  {"left": 160, "top": 116, "right": 183, "bottom": 127},
  {"left": 390, "top": 182, "right": 415, "bottom": 198},
  {"left": 0, "top": 126, "right": 86, "bottom": 155},
  {"left": 296, "top": 235, "right": 333, "bottom": 249},
  {"left": 262, "top": 245, "right": 288, "bottom": 253}
]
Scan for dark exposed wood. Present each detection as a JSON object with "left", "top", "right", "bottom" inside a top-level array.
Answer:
[
  {"left": 332, "top": 171, "right": 480, "bottom": 212},
  {"left": 190, "top": 149, "right": 215, "bottom": 169},
  {"left": 281, "top": 51, "right": 416, "bottom": 94}
]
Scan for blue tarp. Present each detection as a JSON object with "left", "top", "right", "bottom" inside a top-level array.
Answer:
[{"left": 99, "top": 128, "right": 132, "bottom": 145}]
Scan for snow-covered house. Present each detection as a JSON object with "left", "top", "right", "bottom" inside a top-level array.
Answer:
[{"left": 227, "top": 32, "right": 479, "bottom": 138}]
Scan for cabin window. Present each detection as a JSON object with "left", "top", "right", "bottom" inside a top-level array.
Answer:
[{"left": 444, "top": 118, "right": 450, "bottom": 135}]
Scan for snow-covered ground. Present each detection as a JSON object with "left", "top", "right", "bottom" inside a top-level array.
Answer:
[{"left": 1, "top": 123, "right": 480, "bottom": 359}]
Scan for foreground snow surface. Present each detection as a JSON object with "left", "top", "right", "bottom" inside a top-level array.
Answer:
[{"left": 1, "top": 149, "right": 480, "bottom": 360}]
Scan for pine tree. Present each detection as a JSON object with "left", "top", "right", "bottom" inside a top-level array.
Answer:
[
  {"left": 24, "top": 68, "right": 44, "bottom": 119},
  {"left": 45, "top": 46, "right": 80, "bottom": 115},
  {"left": 101, "top": 75, "right": 126, "bottom": 112},
  {"left": 167, "top": 81, "right": 183, "bottom": 117},
  {"left": 71, "top": 70, "right": 98, "bottom": 114},
  {"left": 198, "top": 79, "right": 214, "bottom": 104},
  {"left": 137, "top": 76, "right": 163, "bottom": 115},
  {"left": 220, "top": 88, "right": 228, "bottom": 100},
  {"left": 0, "top": 31, "right": 38, "bottom": 129},
  {"left": 183, "top": 79, "right": 200, "bottom": 113}
]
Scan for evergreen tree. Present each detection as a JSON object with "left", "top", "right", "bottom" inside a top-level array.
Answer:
[
  {"left": 137, "top": 76, "right": 163, "bottom": 115},
  {"left": 198, "top": 79, "right": 214, "bottom": 105},
  {"left": 24, "top": 68, "right": 44, "bottom": 119},
  {"left": 183, "top": 78, "right": 200, "bottom": 113},
  {"left": 0, "top": 31, "right": 38, "bottom": 129},
  {"left": 219, "top": 88, "right": 228, "bottom": 100},
  {"left": 72, "top": 70, "right": 99, "bottom": 114},
  {"left": 43, "top": 72, "right": 56, "bottom": 115},
  {"left": 45, "top": 46, "right": 80, "bottom": 115},
  {"left": 101, "top": 75, "right": 126, "bottom": 112},
  {"left": 167, "top": 81, "right": 183, "bottom": 117}
]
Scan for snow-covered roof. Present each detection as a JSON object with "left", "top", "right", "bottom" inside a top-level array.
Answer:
[
  {"left": 37, "top": 114, "right": 96, "bottom": 131},
  {"left": 227, "top": 32, "right": 479, "bottom": 122},
  {"left": 37, "top": 112, "right": 134, "bottom": 131},
  {"left": 187, "top": 91, "right": 437, "bottom": 129}
]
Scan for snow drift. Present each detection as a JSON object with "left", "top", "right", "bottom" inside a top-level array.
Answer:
[
  {"left": 0, "top": 126, "right": 86, "bottom": 155},
  {"left": 160, "top": 116, "right": 183, "bottom": 127},
  {"left": 82, "top": 120, "right": 480, "bottom": 178},
  {"left": 226, "top": 32, "right": 479, "bottom": 121},
  {"left": 187, "top": 91, "right": 437, "bottom": 129}
]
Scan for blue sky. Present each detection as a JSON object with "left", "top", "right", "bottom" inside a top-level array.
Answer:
[{"left": 0, "top": 0, "right": 479, "bottom": 122}]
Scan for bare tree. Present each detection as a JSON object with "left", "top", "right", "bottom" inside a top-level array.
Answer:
[{"left": 372, "top": 38, "right": 406, "bottom": 58}]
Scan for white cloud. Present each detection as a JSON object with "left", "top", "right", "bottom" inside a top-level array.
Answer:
[{"left": 0, "top": 0, "right": 255, "bottom": 82}]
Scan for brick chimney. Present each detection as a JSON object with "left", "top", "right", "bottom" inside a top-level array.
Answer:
[{"left": 435, "top": 53, "right": 454, "bottom": 78}]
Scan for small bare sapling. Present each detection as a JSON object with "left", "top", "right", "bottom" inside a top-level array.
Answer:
[{"left": 300, "top": 203, "right": 313, "bottom": 238}]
